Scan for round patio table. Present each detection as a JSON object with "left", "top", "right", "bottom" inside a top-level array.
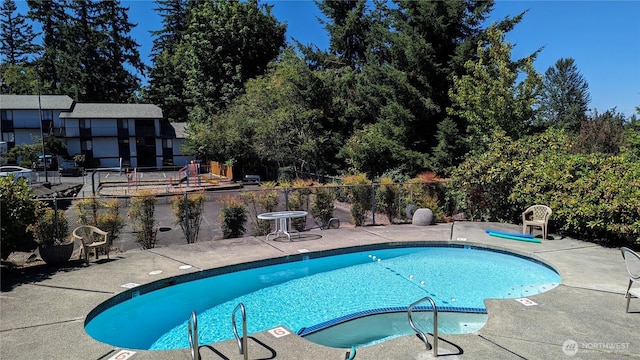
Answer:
[{"left": 257, "top": 211, "right": 308, "bottom": 241}]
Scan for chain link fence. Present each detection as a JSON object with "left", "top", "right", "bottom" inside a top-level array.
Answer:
[{"left": 28, "top": 180, "right": 447, "bottom": 254}]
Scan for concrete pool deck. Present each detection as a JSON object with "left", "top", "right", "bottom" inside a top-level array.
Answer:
[{"left": 1, "top": 221, "right": 638, "bottom": 360}]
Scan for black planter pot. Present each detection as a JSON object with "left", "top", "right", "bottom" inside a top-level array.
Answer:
[{"left": 38, "top": 242, "right": 74, "bottom": 266}]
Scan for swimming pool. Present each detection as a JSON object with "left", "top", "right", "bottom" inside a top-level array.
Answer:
[{"left": 84, "top": 243, "right": 560, "bottom": 350}]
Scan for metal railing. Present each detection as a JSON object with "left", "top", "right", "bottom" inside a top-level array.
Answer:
[
  {"left": 232, "top": 303, "right": 248, "bottom": 360},
  {"left": 188, "top": 310, "right": 199, "bottom": 360},
  {"left": 408, "top": 296, "right": 438, "bottom": 357}
]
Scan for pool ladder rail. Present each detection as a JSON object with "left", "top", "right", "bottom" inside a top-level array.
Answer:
[
  {"left": 188, "top": 303, "right": 248, "bottom": 360},
  {"left": 408, "top": 296, "right": 439, "bottom": 357},
  {"left": 188, "top": 310, "right": 199, "bottom": 360},
  {"left": 232, "top": 303, "right": 249, "bottom": 360}
]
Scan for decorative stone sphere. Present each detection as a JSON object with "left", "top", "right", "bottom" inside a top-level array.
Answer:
[{"left": 412, "top": 208, "right": 434, "bottom": 226}]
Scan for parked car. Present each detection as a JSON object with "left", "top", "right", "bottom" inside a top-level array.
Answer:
[
  {"left": 0, "top": 166, "right": 36, "bottom": 184},
  {"left": 32, "top": 155, "right": 57, "bottom": 171},
  {"left": 59, "top": 160, "right": 83, "bottom": 177}
]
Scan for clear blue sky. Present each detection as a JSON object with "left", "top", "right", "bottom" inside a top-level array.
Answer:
[{"left": 18, "top": 0, "right": 640, "bottom": 117}]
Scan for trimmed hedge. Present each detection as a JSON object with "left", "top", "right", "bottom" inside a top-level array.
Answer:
[{"left": 447, "top": 129, "right": 640, "bottom": 247}]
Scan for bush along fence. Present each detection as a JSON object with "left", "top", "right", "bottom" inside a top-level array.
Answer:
[
  {"left": 2, "top": 177, "right": 448, "bottom": 258},
  {"left": 446, "top": 129, "right": 640, "bottom": 248},
  {"left": 4, "top": 163, "right": 637, "bottom": 262}
]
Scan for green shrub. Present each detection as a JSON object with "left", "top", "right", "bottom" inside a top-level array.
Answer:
[
  {"left": 288, "top": 179, "right": 312, "bottom": 231},
  {"left": 401, "top": 173, "right": 446, "bottom": 223},
  {"left": 311, "top": 185, "right": 337, "bottom": 226},
  {"left": 0, "top": 176, "right": 39, "bottom": 259},
  {"left": 127, "top": 191, "right": 158, "bottom": 249},
  {"left": 447, "top": 130, "right": 570, "bottom": 222},
  {"left": 172, "top": 192, "right": 206, "bottom": 244},
  {"left": 343, "top": 173, "right": 371, "bottom": 226},
  {"left": 376, "top": 177, "right": 400, "bottom": 224},
  {"left": 96, "top": 199, "right": 124, "bottom": 245},
  {"left": 510, "top": 153, "right": 640, "bottom": 245},
  {"left": 28, "top": 207, "right": 70, "bottom": 246},
  {"left": 74, "top": 197, "right": 99, "bottom": 227},
  {"left": 219, "top": 196, "right": 248, "bottom": 238},
  {"left": 448, "top": 128, "right": 640, "bottom": 246},
  {"left": 74, "top": 197, "right": 124, "bottom": 245},
  {"left": 241, "top": 184, "right": 279, "bottom": 236},
  {"left": 259, "top": 183, "right": 279, "bottom": 233},
  {"left": 240, "top": 191, "right": 265, "bottom": 235}
]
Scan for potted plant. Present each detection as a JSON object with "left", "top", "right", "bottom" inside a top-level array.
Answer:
[{"left": 28, "top": 206, "right": 73, "bottom": 266}]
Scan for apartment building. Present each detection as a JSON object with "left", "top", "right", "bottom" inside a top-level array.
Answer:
[{"left": 0, "top": 95, "right": 192, "bottom": 169}]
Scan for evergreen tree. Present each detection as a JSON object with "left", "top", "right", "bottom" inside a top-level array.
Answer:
[
  {"left": 535, "top": 57, "right": 590, "bottom": 132},
  {"left": 150, "top": 0, "right": 191, "bottom": 56},
  {"left": 62, "top": 0, "right": 105, "bottom": 100},
  {"left": 0, "top": 0, "right": 38, "bottom": 65},
  {"left": 388, "top": 0, "right": 500, "bottom": 154},
  {"left": 448, "top": 26, "right": 542, "bottom": 154},
  {"left": 431, "top": 116, "right": 465, "bottom": 176},
  {"left": 177, "top": 0, "right": 286, "bottom": 122},
  {"left": 316, "top": 0, "right": 369, "bottom": 70},
  {"left": 312, "top": 0, "right": 526, "bottom": 176},
  {"left": 61, "top": 0, "right": 143, "bottom": 102},
  {"left": 95, "top": 0, "right": 145, "bottom": 102},
  {"left": 26, "top": 0, "right": 68, "bottom": 94},
  {"left": 145, "top": 0, "right": 192, "bottom": 122},
  {"left": 431, "top": 8, "right": 531, "bottom": 173},
  {"left": 28, "top": 0, "right": 143, "bottom": 102}
]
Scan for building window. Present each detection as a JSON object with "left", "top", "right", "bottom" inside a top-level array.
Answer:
[
  {"left": 42, "top": 110, "right": 53, "bottom": 121},
  {"left": 162, "top": 138, "right": 172, "bottom": 149},
  {"left": 2, "top": 132, "right": 15, "bottom": 142},
  {"left": 81, "top": 140, "right": 93, "bottom": 151},
  {"left": 79, "top": 119, "right": 91, "bottom": 137},
  {"left": 1, "top": 110, "right": 12, "bottom": 130},
  {"left": 1, "top": 109, "right": 12, "bottom": 122},
  {"left": 42, "top": 119, "right": 53, "bottom": 133},
  {"left": 118, "top": 119, "right": 129, "bottom": 129}
]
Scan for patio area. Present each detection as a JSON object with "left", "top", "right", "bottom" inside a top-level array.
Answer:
[{"left": 1, "top": 221, "right": 638, "bottom": 359}]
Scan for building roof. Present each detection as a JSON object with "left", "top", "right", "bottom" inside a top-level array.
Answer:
[
  {"left": 59, "top": 103, "right": 163, "bottom": 119},
  {"left": 172, "top": 122, "right": 188, "bottom": 138},
  {"left": 0, "top": 95, "right": 74, "bottom": 110},
  {"left": 160, "top": 121, "right": 189, "bottom": 139}
]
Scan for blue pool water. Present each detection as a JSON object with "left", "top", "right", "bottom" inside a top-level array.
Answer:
[{"left": 84, "top": 244, "right": 560, "bottom": 350}]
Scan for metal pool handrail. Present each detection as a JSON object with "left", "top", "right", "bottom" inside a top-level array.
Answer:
[
  {"left": 232, "top": 302, "right": 248, "bottom": 360},
  {"left": 188, "top": 310, "right": 199, "bottom": 360},
  {"left": 408, "top": 296, "right": 438, "bottom": 357}
]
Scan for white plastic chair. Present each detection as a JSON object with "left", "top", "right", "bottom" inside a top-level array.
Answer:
[
  {"left": 620, "top": 247, "right": 640, "bottom": 313},
  {"left": 73, "top": 225, "right": 109, "bottom": 265},
  {"left": 522, "top": 205, "right": 552, "bottom": 240}
]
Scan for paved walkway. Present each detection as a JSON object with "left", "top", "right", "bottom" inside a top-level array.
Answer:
[{"left": 1, "top": 221, "right": 638, "bottom": 360}]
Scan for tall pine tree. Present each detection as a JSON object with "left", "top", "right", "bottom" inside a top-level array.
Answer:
[
  {"left": 145, "top": 0, "right": 193, "bottom": 122},
  {"left": 388, "top": 0, "right": 497, "bottom": 154},
  {"left": 535, "top": 57, "right": 590, "bottom": 132},
  {"left": 0, "top": 0, "right": 38, "bottom": 65},
  {"left": 177, "top": 0, "right": 286, "bottom": 122},
  {"left": 95, "top": 0, "right": 145, "bottom": 102},
  {"left": 28, "top": 0, "right": 143, "bottom": 102},
  {"left": 316, "top": 0, "right": 369, "bottom": 70},
  {"left": 26, "top": 0, "right": 68, "bottom": 94}
]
